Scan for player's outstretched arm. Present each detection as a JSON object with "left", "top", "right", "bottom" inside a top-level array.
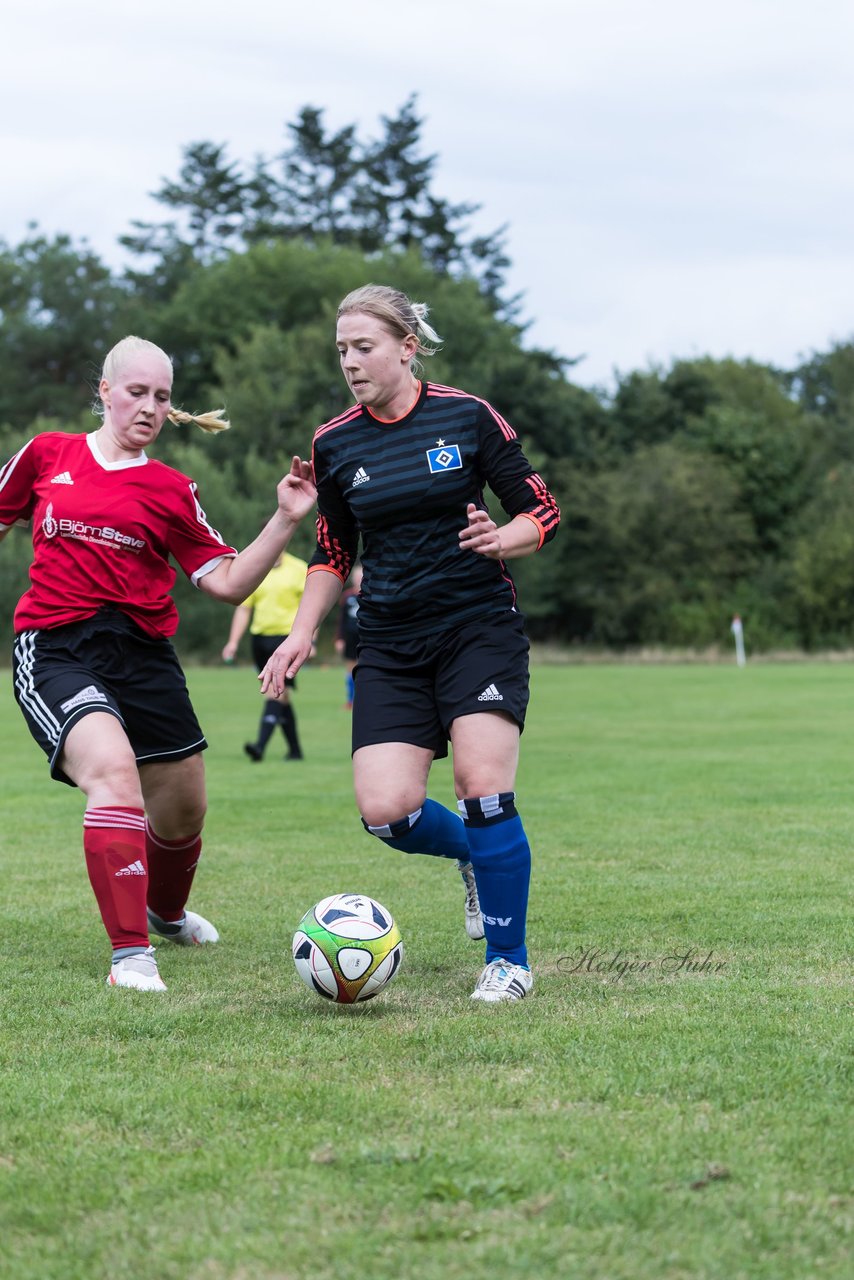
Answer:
[{"left": 202, "top": 457, "right": 316, "bottom": 604}]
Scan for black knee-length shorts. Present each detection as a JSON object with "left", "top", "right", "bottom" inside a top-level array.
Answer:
[
  {"left": 352, "top": 611, "right": 530, "bottom": 760},
  {"left": 12, "top": 608, "right": 207, "bottom": 787}
]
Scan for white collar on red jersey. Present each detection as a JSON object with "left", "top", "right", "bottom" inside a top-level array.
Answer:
[{"left": 87, "top": 432, "right": 149, "bottom": 471}]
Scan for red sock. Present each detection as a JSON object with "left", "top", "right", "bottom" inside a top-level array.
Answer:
[
  {"left": 83, "top": 807, "right": 149, "bottom": 951},
  {"left": 146, "top": 823, "right": 203, "bottom": 923}
]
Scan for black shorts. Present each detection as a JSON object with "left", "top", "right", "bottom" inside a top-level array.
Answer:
[
  {"left": 250, "top": 634, "right": 296, "bottom": 689},
  {"left": 12, "top": 608, "right": 207, "bottom": 787},
  {"left": 352, "top": 612, "right": 529, "bottom": 760}
]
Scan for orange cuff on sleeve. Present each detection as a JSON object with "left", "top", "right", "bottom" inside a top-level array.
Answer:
[{"left": 518, "top": 512, "right": 546, "bottom": 551}]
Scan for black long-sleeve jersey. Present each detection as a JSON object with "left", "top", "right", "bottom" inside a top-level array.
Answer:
[{"left": 308, "top": 381, "right": 560, "bottom": 642}]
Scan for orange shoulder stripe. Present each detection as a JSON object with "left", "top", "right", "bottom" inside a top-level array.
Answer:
[{"left": 426, "top": 383, "right": 516, "bottom": 442}]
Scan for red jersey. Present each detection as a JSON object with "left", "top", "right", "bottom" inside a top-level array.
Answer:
[{"left": 0, "top": 431, "right": 237, "bottom": 637}]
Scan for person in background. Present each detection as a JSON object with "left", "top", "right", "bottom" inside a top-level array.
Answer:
[
  {"left": 222, "top": 551, "right": 309, "bottom": 761},
  {"left": 335, "top": 561, "right": 363, "bottom": 709},
  {"left": 0, "top": 336, "right": 316, "bottom": 991},
  {"left": 260, "top": 285, "right": 560, "bottom": 1003}
]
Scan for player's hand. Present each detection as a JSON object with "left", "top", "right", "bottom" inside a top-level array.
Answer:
[
  {"left": 260, "top": 631, "right": 313, "bottom": 695},
  {"left": 221, "top": 641, "right": 238, "bottom": 663},
  {"left": 458, "top": 503, "right": 502, "bottom": 560},
  {"left": 276, "top": 456, "right": 317, "bottom": 524}
]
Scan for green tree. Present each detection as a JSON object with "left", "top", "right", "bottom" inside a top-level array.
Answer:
[
  {"left": 607, "top": 369, "right": 687, "bottom": 453},
  {"left": 352, "top": 99, "right": 485, "bottom": 273},
  {"left": 144, "top": 237, "right": 375, "bottom": 418},
  {"left": 679, "top": 359, "right": 816, "bottom": 554},
  {"left": 207, "top": 320, "right": 342, "bottom": 472},
  {"left": 790, "top": 341, "right": 854, "bottom": 420},
  {"left": 0, "top": 231, "right": 126, "bottom": 428},
  {"left": 605, "top": 361, "right": 719, "bottom": 460},
  {"left": 145, "top": 142, "right": 246, "bottom": 262},
  {"left": 119, "top": 143, "right": 244, "bottom": 305},
  {"left": 791, "top": 463, "right": 854, "bottom": 648},
  {"left": 559, "top": 442, "right": 757, "bottom": 646},
  {"left": 263, "top": 106, "right": 360, "bottom": 243},
  {"left": 119, "top": 99, "right": 511, "bottom": 310}
]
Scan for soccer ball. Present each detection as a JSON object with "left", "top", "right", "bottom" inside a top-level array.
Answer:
[{"left": 292, "top": 893, "right": 404, "bottom": 1003}]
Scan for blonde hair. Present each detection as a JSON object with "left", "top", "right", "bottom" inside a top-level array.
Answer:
[
  {"left": 166, "top": 407, "right": 230, "bottom": 434},
  {"left": 337, "top": 285, "right": 442, "bottom": 374},
  {"left": 100, "top": 336, "right": 230, "bottom": 434}
]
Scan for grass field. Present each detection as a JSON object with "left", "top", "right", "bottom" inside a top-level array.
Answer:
[{"left": 0, "top": 660, "right": 851, "bottom": 1280}]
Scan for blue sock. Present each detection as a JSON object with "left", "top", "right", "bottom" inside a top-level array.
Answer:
[
  {"left": 363, "top": 797, "right": 470, "bottom": 861},
  {"left": 345, "top": 673, "right": 355, "bottom": 702},
  {"left": 460, "top": 793, "right": 530, "bottom": 966}
]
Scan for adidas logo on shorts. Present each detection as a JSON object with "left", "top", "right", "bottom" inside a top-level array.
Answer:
[{"left": 477, "top": 684, "right": 504, "bottom": 702}]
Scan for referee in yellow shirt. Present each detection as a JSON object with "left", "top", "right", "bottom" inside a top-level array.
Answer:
[{"left": 222, "top": 553, "right": 308, "bottom": 761}]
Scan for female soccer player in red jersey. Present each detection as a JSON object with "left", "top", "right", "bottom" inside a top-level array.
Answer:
[
  {"left": 0, "top": 336, "right": 316, "bottom": 991},
  {"left": 261, "top": 285, "right": 560, "bottom": 1003}
]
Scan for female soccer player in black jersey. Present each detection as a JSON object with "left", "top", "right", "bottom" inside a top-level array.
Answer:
[
  {"left": 0, "top": 336, "right": 316, "bottom": 991},
  {"left": 262, "top": 285, "right": 560, "bottom": 1002}
]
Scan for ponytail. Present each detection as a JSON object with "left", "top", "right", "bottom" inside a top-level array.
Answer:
[{"left": 167, "top": 408, "right": 231, "bottom": 434}]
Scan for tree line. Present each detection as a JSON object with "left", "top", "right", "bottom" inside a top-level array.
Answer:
[{"left": 2, "top": 99, "right": 853, "bottom": 657}]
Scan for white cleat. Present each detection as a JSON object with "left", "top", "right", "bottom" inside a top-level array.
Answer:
[
  {"left": 107, "top": 946, "right": 167, "bottom": 992},
  {"left": 457, "top": 860, "right": 485, "bottom": 940},
  {"left": 470, "top": 958, "right": 533, "bottom": 1003},
  {"left": 147, "top": 909, "right": 220, "bottom": 946}
]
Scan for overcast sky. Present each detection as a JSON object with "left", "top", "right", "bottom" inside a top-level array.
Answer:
[{"left": 2, "top": 0, "right": 853, "bottom": 391}]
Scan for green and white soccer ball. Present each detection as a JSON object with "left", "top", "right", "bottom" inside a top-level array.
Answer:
[{"left": 292, "top": 893, "right": 404, "bottom": 1003}]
